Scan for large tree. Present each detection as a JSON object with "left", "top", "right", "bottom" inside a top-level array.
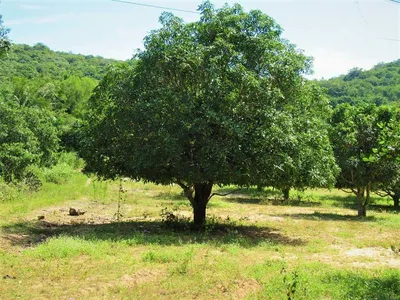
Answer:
[{"left": 81, "top": 2, "right": 336, "bottom": 227}]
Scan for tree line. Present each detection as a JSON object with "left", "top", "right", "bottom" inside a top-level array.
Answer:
[{"left": 1, "top": 6, "right": 400, "bottom": 228}]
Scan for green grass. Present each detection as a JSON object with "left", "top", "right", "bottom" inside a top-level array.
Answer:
[
  {"left": 251, "top": 261, "right": 400, "bottom": 299},
  {"left": 0, "top": 172, "right": 91, "bottom": 224},
  {"left": 1, "top": 175, "right": 399, "bottom": 299}
]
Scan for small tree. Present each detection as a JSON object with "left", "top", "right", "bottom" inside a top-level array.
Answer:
[
  {"left": 371, "top": 113, "right": 400, "bottom": 209},
  {"left": 81, "top": 2, "right": 335, "bottom": 227},
  {"left": 267, "top": 82, "right": 338, "bottom": 200},
  {"left": 330, "top": 104, "right": 398, "bottom": 216}
]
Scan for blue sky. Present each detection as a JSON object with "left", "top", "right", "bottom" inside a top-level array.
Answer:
[{"left": 1, "top": 0, "right": 399, "bottom": 79}]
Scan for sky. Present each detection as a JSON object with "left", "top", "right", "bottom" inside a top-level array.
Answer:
[{"left": 1, "top": 0, "right": 399, "bottom": 79}]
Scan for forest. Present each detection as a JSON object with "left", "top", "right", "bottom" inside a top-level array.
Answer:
[{"left": 0, "top": 5, "right": 399, "bottom": 299}]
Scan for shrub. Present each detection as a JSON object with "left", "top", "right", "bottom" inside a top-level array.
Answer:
[
  {"left": 42, "top": 163, "right": 76, "bottom": 184},
  {"left": 0, "top": 179, "right": 22, "bottom": 201},
  {"left": 22, "top": 165, "right": 44, "bottom": 191},
  {"left": 57, "top": 152, "right": 85, "bottom": 170}
]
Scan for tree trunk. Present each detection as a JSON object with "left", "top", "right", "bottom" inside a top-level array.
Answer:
[
  {"left": 357, "top": 204, "right": 367, "bottom": 217},
  {"left": 356, "top": 187, "right": 366, "bottom": 217},
  {"left": 192, "top": 182, "right": 213, "bottom": 229},
  {"left": 282, "top": 187, "right": 290, "bottom": 201},
  {"left": 393, "top": 194, "right": 400, "bottom": 210}
]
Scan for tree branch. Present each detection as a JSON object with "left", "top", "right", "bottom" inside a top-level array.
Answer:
[
  {"left": 175, "top": 180, "right": 189, "bottom": 190},
  {"left": 208, "top": 188, "right": 242, "bottom": 201},
  {"left": 340, "top": 173, "right": 355, "bottom": 186},
  {"left": 175, "top": 180, "right": 194, "bottom": 204},
  {"left": 375, "top": 189, "right": 392, "bottom": 198},
  {"left": 341, "top": 188, "right": 355, "bottom": 194}
]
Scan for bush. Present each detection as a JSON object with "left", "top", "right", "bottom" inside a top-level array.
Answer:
[
  {"left": 42, "top": 163, "right": 76, "bottom": 184},
  {"left": 0, "top": 179, "right": 22, "bottom": 201},
  {"left": 21, "top": 165, "right": 44, "bottom": 191},
  {"left": 57, "top": 152, "right": 85, "bottom": 170}
]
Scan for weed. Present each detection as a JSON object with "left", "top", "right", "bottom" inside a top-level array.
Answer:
[
  {"left": 1, "top": 181, "right": 400, "bottom": 299},
  {"left": 0, "top": 180, "right": 23, "bottom": 202},
  {"left": 172, "top": 248, "right": 194, "bottom": 275},
  {"left": 114, "top": 180, "right": 127, "bottom": 222},
  {"left": 204, "top": 215, "right": 237, "bottom": 235},
  {"left": 57, "top": 152, "right": 85, "bottom": 169},
  {"left": 390, "top": 245, "right": 400, "bottom": 255},
  {"left": 281, "top": 263, "right": 300, "bottom": 300},
  {"left": 142, "top": 250, "right": 176, "bottom": 263},
  {"left": 160, "top": 207, "right": 191, "bottom": 230},
  {"left": 22, "top": 166, "right": 43, "bottom": 191},
  {"left": 92, "top": 178, "right": 108, "bottom": 202}
]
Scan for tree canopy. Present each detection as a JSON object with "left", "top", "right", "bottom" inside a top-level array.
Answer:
[
  {"left": 330, "top": 104, "right": 400, "bottom": 215},
  {"left": 81, "top": 2, "right": 337, "bottom": 227},
  {"left": 0, "top": 41, "right": 120, "bottom": 154},
  {"left": 0, "top": 104, "right": 58, "bottom": 182}
]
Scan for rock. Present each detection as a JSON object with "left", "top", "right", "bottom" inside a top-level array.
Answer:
[
  {"left": 69, "top": 208, "right": 79, "bottom": 216},
  {"left": 69, "top": 208, "right": 86, "bottom": 216}
]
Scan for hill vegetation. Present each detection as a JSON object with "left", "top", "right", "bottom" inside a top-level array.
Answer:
[
  {"left": 319, "top": 60, "right": 400, "bottom": 107},
  {"left": 0, "top": 39, "right": 121, "bottom": 190},
  {"left": 0, "top": 43, "right": 118, "bottom": 81}
]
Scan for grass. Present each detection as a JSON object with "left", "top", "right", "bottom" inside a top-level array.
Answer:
[
  {"left": 0, "top": 172, "right": 91, "bottom": 225},
  {"left": 0, "top": 175, "right": 399, "bottom": 299}
]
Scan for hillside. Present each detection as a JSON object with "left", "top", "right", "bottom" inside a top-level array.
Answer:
[
  {"left": 0, "top": 43, "right": 123, "bottom": 153},
  {"left": 0, "top": 43, "right": 120, "bottom": 81},
  {"left": 3, "top": 43, "right": 399, "bottom": 109},
  {"left": 319, "top": 60, "right": 400, "bottom": 107},
  {"left": 0, "top": 43, "right": 124, "bottom": 118}
]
